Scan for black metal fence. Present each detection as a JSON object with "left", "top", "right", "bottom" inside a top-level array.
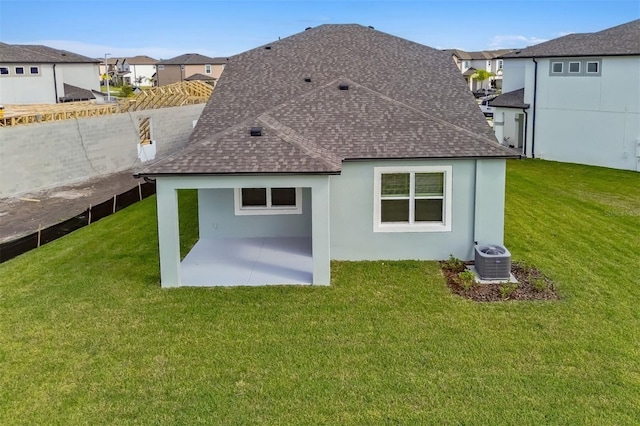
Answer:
[{"left": 0, "top": 181, "right": 156, "bottom": 264}]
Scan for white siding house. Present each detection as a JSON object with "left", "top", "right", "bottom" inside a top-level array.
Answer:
[
  {"left": 0, "top": 43, "right": 100, "bottom": 104},
  {"left": 491, "top": 19, "right": 640, "bottom": 172}
]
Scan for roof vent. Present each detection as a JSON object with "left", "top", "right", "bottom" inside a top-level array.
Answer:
[
  {"left": 264, "top": 46, "right": 272, "bottom": 50},
  {"left": 338, "top": 82, "right": 349, "bottom": 90},
  {"left": 250, "top": 127, "right": 262, "bottom": 137},
  {"left": 304, "top": 77, "right": 312, "bottom": 82},
  {"left": 305, "top": 27, "right": 312, "bottom": 31},
  {"left": 368, "top": 26, "right": 375, "bottom": 29}
]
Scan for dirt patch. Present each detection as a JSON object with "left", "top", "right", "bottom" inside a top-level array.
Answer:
[
  {"left": 0, "top": 170, "right": 140, "bottom": 243},
  {"left": 441, "top": 260, "right": 559, "bottom": 302}
]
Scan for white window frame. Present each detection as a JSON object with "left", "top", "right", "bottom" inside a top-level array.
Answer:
[
  {"left": 234, "top": 187, "right": 302, "bottom": 216},
  {"left": 205, "top": 64, "right": 212, "bottom": 74},
  {"left": 568, "top": 61, "right": 581, "bottom": 73},
  {"left": 373, "top": 165, "right": 452, "bottom": 233},
  {"left": 586, "top": 61, "right": 600, "bottom": 74},
  {"left": 29, "top": 66, "right": 39, "bottom": 75},
  {"left": 14, "top": 66, "right": 25, "bottom": 75},
  {"left": 551, "top": 62, "right": 563, "bottom": 74},
  {"left": 497, "top": 60, "right": 503, "bottom": 70},
  {"left": 0, "top": 67, "right": 10, "bottom": 76}
]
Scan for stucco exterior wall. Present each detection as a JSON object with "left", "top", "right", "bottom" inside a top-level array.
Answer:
[
  {"left": 198, "top": 188, "right": 312, "bottom": 239},
  {"left": 156, "top": 65, "right": 182, "bottom": 86},
  {"left": 196, "top": 159, "right": 507, "bottom": 262},
  {"left": 0, "top": 104, "right": 205, "bottom": 196},
  {"left": 0, "top": 63, "right": 56, "bottom": 103},
  {"left": 329, "top": 159, "right": 506, "bottom": 261},
  {"left": 57, "top": 63, "right": 100, "bottom": 93},
  {"left": 530, "top": 56, "right": 640, "bottom": 171},
  {"left": 0, "top": 63, "right": 100, "bottom": 104}
]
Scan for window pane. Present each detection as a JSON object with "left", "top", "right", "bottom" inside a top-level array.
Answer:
[
  {"left": 0, "top": 67, "right": 8, "bottom": 75},
  {"left": 381, "top": 199, "right": 409, "bottom": 222},
  {"left": 569, "top": 62, "right": 580, "bottom": 73},
  {"left": 415, "top": 199, "right": 443, "bottom": 222},
  {"left": 30, "top": 67, "right": 39, "bottom": 74},
  {"left": 415, "top": 173, "right": 443, "bottom": 197},
  {"left": 587, "top": 62, "right": 599, "bottom": 73},
  {"left": 15, "top": 67, "right": 24, "bottom": 74},
  {"left": 381, "top": 173, "right": 409, "bottom": 197},
  {"left": 552, "top": 62, "right": 563, "bottom": 73},
  {"left": 271, "top": 188, "right": 296, "bottom": 206},
  {"left": 241, "top": 188, "right": 267, "bottom": 206}
]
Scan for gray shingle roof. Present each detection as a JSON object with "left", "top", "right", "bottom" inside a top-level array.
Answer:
[
  {"left": 489, "top": 89, "right": 528, "bottom": 109},
  {"left": 157, "top": 53, "right": 228, "bottom": 65},
  {"left": 502, "top": 19, "right": 640, "bottom": 58},
  {"left": 140, "top": 24, "right": 517, "bottom": 176},
  {"left": 185, "top": 73, "right": 217, "bottom": 81},
  {"left": 0, "top": 43, "right": 99, "bottom": 63},
  {"left": 126, "top": 55, "right": 158, "bottom": 65},
  {"left": 60, "top": 83, "right": 95, "bottom": 102},
  {"left": 445, "top": 49, "right": 514, "bottom": 60}
]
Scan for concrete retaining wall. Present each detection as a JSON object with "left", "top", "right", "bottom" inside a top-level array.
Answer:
[{"left": 0, "top": 104, "right": 204, "bottom": 196}]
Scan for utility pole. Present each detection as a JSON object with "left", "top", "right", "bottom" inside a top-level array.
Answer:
[{"left": 105, "top": 53, "right": 111, "bottom": 102}]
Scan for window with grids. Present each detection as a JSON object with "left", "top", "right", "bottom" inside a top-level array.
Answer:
[
  {"left": 234, "top": 187, "right": 302, "bottom": 215},
  {"left": 374, "top": 166, "right": 452, "bottom": 232}
]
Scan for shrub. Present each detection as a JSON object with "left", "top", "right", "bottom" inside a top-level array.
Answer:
[
  {"left": 499, "top": 282, "right": 519, "bottom": 299},
  {"left": 443, "top": 255, "right": 465, "bottom": 273},
  {"left": 120, "top": 85, "right": 134, "bottom": 97},
  {"left": 531, "top": 277, "right": 549, "bottom": 292},
  {"left": 457, "top": 269, "right": 477, "bottom": 291}
]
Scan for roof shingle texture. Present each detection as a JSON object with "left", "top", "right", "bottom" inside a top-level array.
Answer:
[
  {"left": 489, "top": 89, "right": 528, "bottom": 109},
  {"left": 502, "top": 19, "right": 640, "bottom": 58},
  {"left": 0, "top": 43, "right": 99, "bottom": 63},
  {"left": 157, "top": 53, "right": 228, "bottom": 65},
  {"left": 142, "top": 24, "right": 516, "bottom": 176}
]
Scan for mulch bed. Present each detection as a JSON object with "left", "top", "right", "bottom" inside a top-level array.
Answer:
[{"left": 441, "top": 260, "right": 559, "bottom": 302}]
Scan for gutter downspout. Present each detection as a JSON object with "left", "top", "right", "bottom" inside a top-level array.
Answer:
[
  {"left": 522, "top": 108, "right": 529, "bottom": 155},
  {"left": 53, "top": 64, "right": 59, "bottom": 103},
  {"left": 472, "top": 159, "right": 478, "bottom": 249},
  {"left": 531, "top": 58, "right": 538, "bottom": 158}
]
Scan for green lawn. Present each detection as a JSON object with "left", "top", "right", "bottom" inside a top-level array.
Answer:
[{"left": 1, "top": 160, "right": 639, "bottom": 424}]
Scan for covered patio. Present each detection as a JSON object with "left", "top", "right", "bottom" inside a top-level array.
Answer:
[
  {"left": 180, "top": 237, "right": 313, "bottom": 286},
  {"left": 154, "top": 174, "right": 331, "bottom": 287}
]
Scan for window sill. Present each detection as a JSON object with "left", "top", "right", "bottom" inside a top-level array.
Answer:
[{"left": 373, "top": 222, "right": 451, "bottom": 233}]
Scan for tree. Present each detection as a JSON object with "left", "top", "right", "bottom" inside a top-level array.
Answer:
[{"left": 471, "top": 69, "right": 495, "bottom": 89}]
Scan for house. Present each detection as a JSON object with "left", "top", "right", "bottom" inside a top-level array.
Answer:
[
  {"left": 490, "top": 19, "right": 640, "bottom": 172},
  {"left": 114, "top": 55, "right": 158, "bottom": 87},
  {"left": 136, "top": 24, "right": 518, "bottom": 288},
  {"left": 445, "top": 49, "right": 514, "bottom": 91},
  {"left": 155, "top": 53, "right": 227, "bottom": 86},
  {"left": 0, "top": 42, "right": 100, "bottom": 104}
]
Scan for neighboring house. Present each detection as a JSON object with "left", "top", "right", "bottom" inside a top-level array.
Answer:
[
  {"left": 491, "top": 19, "right": 640, "bottom": 172},
  {"left": 137, "top": 24, "right": 518, "bottom": 288},
  {"left": 445, "top": 49, "right": 513, "bottom": 90},
  {"left": 115, "top": 55, "right": 158, "bottom": 87},
  {"left": 98, "top": 57, "right": 118, "bottom": 85},
  {"left": 155, "top": 53, "right": 227, "bottom": 86},
  {"left": 0, "top": 42, "right": 100, "bottom": 104}
]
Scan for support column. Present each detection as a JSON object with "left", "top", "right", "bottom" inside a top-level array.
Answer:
[
  {"left": 156, "top": 181, "right": 181, "bottom": 287},
  {"left": 311, "top": 177, "right": 331, "bottom": 285}
]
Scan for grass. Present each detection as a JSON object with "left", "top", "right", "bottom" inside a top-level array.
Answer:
[{"left": 1, "top": 160, "right": 639, "bottom": 424}]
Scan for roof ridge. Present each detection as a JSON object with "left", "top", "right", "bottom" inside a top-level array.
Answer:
[
  {"left": 257, "top": 113, "right": 342, "bottom": 170},
  {"left": 345, "top": 79, "right": 505, "bottom": 148}
]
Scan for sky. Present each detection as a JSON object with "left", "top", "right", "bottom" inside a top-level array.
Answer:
[{"left": 1, "top": 0, "right": 638, "bottom": 60}]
